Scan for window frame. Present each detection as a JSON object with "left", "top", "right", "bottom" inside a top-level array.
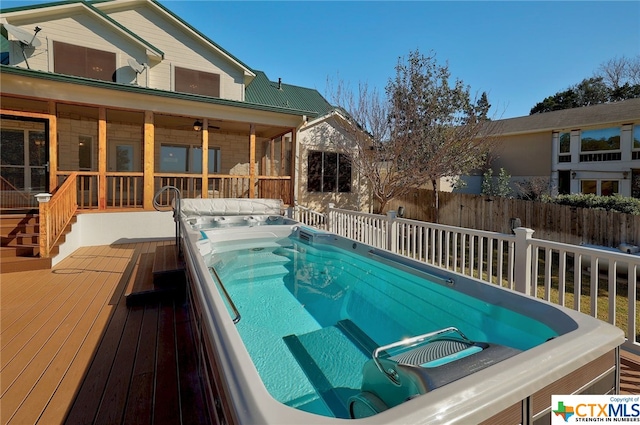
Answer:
[
  {"left": 307, "top": 150, "right": 352, "bottom": 193},
  {"left": 53, "top": 41, "right": 116, "bottom": 82},
  {"left": 159, "top": 144, "right": 221, "bottom": 174}
]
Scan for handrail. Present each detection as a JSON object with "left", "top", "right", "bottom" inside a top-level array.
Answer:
[
  {"left": 39, "top": 172, "right": 78, "bottom": 258},
  {"left": 208, "top": 266, "right": 241, "bottom": 324},
  {"left": 154, "top": 185, "right": 182, "bottom": 256},
  {"left": 372, "top": 327, "right": 469, "bottom": 384}
]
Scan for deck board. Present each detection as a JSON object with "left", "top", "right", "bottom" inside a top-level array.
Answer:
[{"left": 1, "top": 241, "right": 208, "bottom": 425}]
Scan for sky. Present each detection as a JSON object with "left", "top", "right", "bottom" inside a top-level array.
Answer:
[{"left": 1, "top": 0, "right": 639, "bottom": 119}]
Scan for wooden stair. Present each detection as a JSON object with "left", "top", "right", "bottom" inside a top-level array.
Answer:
[
  {"left": 125, "top": 243, "right": 186, "bottom": 306},
  {"left": 0, "top": 212, "right": 58, "bottom": 274}
]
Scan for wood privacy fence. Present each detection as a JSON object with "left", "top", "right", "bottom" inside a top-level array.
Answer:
[{"left": 383, "top": 190, "right": 640, "bottom": 248}]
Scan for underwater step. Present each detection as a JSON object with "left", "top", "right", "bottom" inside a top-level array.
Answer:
[
  {"left": 335, "top": 319, "right": 378, "bottom": 357},
  {"left": 221, "top": 264, "right": 290, "bottom": 285},
  {"left": 283, "top": 325, "right": 370, "bottom": 419}
]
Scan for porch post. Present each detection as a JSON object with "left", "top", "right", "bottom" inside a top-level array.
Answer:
[
  {"left": 249, "top": 124, "right": 256, "bottom": 198},
  {"left": 290, "top": 131, "right": 297, "bottom": 205},
  {"left": 201, "top": 118, "right": 209, "bottom": 198},
  {"left": 98, "top": 107, "right": 107, "bottom": 210},
  {"left": 143, "top": 111, "right": 155, "bottom": 209},
  {"left": 48, "top": 101, "right": 58, "bottom": 191},
  {"left": 514, "top": 227, "right": 535, "bottom": 296}
]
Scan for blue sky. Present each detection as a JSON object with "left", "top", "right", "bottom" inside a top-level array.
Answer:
[{"left": 2, "top": 1, "right": 639, "bottom": 118}]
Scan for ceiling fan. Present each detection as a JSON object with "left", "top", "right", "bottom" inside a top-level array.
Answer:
[{"left": 192, "top": 120, "right": 220, "bottom": 131}]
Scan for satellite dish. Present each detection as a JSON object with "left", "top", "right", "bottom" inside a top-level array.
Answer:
[
  {"left": 3, "top": 23, "right": 41, "bottom": 69},
  {"left": 127, "top": 57, "right": 146, "bottom": 85},
  {"left": 3, "top": 23, "right": 41, "bottom": 47},
  {"left": 127, "top": 57, "right": 145, "bottom": 74}
]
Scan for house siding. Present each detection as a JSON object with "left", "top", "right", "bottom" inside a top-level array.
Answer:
[{"left": 104, "top": 6, "right": 245, "bottom": 100}]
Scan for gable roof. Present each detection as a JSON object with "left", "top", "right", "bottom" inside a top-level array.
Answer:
[
  {"left": 92, "top": 0, "right": 254, "bottom": 79},
  {"left": 246, "top": 71, "right": 334, "bottom": 118},
  {"left": 494, "top": 98, "right": 640, "bottom": 136},
  {"left": 0, "top": 0, "right": 164, "bottom": 59}
]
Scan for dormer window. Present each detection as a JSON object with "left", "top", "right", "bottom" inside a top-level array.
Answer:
[
  {"left": 175, "top": 66, "right": 220, "bottom": 97},
  {"left": 53, "top": 41, "right": 116, "bottom": 82}
]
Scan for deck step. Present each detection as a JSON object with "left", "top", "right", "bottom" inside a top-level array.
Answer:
[
  {"left": 126, "top": 244, "right": 185, "bottom": 306},
  {"left": 0, "top": 256, "right": 52, "bottom": 273}
]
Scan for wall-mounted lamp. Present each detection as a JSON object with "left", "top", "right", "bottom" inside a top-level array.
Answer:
[
  {"left": 623, "top": 171, "right": 629, "bottom": 179},
  {"left": 193, "top": 120, "right": 203, "bottom": 131},
  {"left": 571, "top": 171, "right": 576, "bottom": 179}
]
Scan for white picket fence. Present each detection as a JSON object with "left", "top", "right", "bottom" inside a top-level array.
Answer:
[{"left": 295, "top": 204, "right": 640, "bottom": 353}]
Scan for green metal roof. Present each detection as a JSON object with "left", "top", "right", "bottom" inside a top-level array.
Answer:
[{"left": 245, "top": 71, "right": 335, "bottom": 119}]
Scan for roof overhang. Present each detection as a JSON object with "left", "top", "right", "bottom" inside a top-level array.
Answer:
[{"left": 0, "top": 65, "right": 309, "bottom": 139}]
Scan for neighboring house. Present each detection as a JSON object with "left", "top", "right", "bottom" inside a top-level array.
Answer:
[
  {"left": 0, "top": 0, "right": 360, "bottom": 215},
  {"left": 456, "top": 98, "right": 640, "bottom": 198}
]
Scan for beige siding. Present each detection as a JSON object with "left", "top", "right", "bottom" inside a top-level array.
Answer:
[
  {"left": 297, "top": 121, "right": 366, "bottom": 211},
  {"left": 492, "top": 132, "right": 552, "bottom": 177},
  {"left": 5, "top": 15, "right": 146, "bottom": 86},
  {"left": 104, "top": 6, "right": 245, "bottom": 100}
]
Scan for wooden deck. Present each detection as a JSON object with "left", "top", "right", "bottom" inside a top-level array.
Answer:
[
  {"left": 1, "top": 240, "right": 209, "bottom": 425},
  {"left": 1, "top": 241, "right": 638, "bottom": 425}
]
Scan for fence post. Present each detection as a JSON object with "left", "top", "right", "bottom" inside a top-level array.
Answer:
[
  {"left": 514, "top": 227, "right": 535, "bottom": 296},
  {"left": 327, "top": 203, "right": 335, "bottom": 232},
  {"left": 386, "top": 210, "right": 397, "bottom": 252},
  {"left": 35, "top": 193, "right": 52, "bottom": 258}
]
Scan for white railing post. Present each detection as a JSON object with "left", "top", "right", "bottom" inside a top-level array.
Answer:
[
  {"left": 35, "top": 193, "right": 52, "bottom": 258},
  {"left": 327, "top": 203, "right": 335, "bottom": 232},
  {"left": 386, "top": 210, "right": 397, "bottom": 252},
  {"left": 514, "top": 227, "right": 535, "bottom": 296}
]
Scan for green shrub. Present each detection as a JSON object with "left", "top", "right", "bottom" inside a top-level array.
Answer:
[{"left": 542, "top": 193, "right": 640, "bottom": 215}]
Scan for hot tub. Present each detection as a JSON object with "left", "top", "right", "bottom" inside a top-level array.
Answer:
[{"left": 178, "top": 199, "right": 624, "bottom": 425}]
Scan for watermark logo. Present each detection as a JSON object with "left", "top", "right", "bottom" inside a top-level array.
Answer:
[{"left": 551, "top": 395, "right": 640, "bottom": 424}]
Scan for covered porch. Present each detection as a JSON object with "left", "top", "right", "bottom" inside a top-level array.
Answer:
[{"left": 1, "top": 69, "right": 307, "bottom": 213}]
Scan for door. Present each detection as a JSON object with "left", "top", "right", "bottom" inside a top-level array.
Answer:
[{"left": 0, "top": 123, "right": 48, "bottom": 210}]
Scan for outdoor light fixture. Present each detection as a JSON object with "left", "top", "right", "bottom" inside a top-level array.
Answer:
[
  {"left": 571, "top": 171, "right": 576, "bottom": 179},
  {"left": 623, "top": 171, "right": 629, "bottom": 179},
  {"left": 193, "top": 120, "right": 203, "bottom": 131}
]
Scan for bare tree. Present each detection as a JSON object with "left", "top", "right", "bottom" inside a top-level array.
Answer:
[
  {"left": 595, "top": 55, "right": 640, "bottom": 87},
  {"left": 328, "top": 50, "right": 499, "bottom": 219}
]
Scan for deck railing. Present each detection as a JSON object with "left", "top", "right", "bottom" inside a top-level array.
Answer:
[
  {"left": 296, "top": 204, "right": 640, "bottom": 353},
  {"left": 56, "top": 172, "right": 292, "bottom": 209},
  {"left": 294, "top": 204, "right": 327, "bottom": 229},
  {"left": 38, "top": 172, "right": 78, "bottom": 258}
]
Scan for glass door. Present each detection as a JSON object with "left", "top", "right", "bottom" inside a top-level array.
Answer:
[{"left": 0, "top": 126, "right": 48, "bottom": 210}]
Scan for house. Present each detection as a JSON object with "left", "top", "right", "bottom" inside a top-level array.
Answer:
[
  {"left": 457, "top": 98, "right": 640, "bottom": 198},
  {"left": 0, "top": 0, "right": 364, "bottom": 268}
]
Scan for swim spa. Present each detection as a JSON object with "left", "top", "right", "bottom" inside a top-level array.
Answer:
[{"left": 179, "top": 199, "right": 624, "bottom": 425}]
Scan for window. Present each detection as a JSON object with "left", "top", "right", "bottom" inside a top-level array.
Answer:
[
  {"left": 581, "top": 179, "right": 619, "bottom": 196},
  {"left": 307, "top": 151, "right": 351, "bottom": 193},
  {"left": 53, "top": 41, "right": 116, "bottom": 82},
  {"left": 174, "top": 67, "right": 220, "bottom": 97},
  {"left": 160, "top": 145, "right": 220, "bottom": 173},
  {"left": 191, "top": 147, "right": 221, "bottom": 173},
  {"left": 558, "top": 132, "right": 571, "bottom": 163},
  {"left": 632, "top": 169, "right": 640, "bottom": 199}
]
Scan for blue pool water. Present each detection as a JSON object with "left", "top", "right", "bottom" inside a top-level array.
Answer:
[{"left": 209, "top": 236, "right": 558, "bottom": 418}]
